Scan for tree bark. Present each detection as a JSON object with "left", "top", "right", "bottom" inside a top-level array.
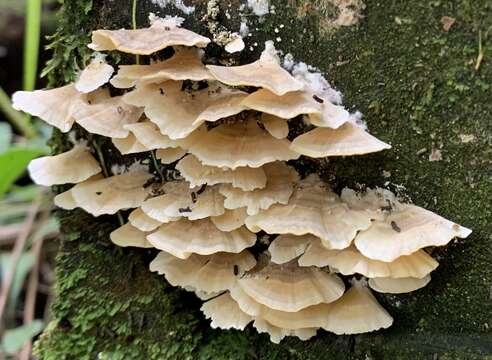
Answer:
[{"left": 34, "top": 0, "right": 492, "bottom": 359}]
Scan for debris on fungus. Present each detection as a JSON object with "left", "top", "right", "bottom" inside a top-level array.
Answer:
[{"left": 16, "top": 15, "right": 472, "bottom": 343}]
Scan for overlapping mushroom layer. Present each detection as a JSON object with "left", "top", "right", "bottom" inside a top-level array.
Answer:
[{"left": 15, "top": 17, "right": 471, "bottom": 343}]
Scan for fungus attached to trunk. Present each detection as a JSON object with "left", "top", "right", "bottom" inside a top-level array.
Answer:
[{"left": 16, "top": 16, "right": 472, "bottom": 344}]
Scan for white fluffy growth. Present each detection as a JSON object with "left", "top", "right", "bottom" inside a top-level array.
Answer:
[
  {"left": 246, "top": 0, "right": 270, "bottom": 16},
  {"left": 239, "top": 22, "right": 250, "bottom": 37},
  {"left": 150, "top": 0, "right": 195, "bottom": 15},
  {"left": 149, "top": 13, "right": 185, "bottom": 28}
]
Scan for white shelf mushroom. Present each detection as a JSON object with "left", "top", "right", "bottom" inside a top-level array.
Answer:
[{"left": 110, "top": 223, "right": 153, "bottom": 248}]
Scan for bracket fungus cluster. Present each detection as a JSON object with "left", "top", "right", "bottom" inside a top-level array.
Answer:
[{"left": 14, "top": 16, "right": 472, "bottom": 343}]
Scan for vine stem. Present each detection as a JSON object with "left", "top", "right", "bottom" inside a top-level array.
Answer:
[{"left": 132, "top": 0, "right": 140, "bottom": 65}]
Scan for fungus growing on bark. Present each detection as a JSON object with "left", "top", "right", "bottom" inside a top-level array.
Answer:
[
  {"left": 28, "top": 146, "right": 101, "bottom": 186},
  {"left": 18, "top": 17, "right": 472, "bottom": 344}
]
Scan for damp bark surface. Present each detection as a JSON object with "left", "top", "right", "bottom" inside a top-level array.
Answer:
[{"left": 35, "top": 0, "right": 492, "bottom": 359}]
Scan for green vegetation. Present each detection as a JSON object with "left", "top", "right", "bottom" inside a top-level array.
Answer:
[{"left": 34, "top": 0, "right": 492, "bottom": 359}]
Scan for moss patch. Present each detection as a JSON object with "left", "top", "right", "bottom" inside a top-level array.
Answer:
[{"left": 36, "top": 0, "right": 492, "bottom": 359}]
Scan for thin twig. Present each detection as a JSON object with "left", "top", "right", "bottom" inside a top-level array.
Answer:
[
  {"left": 151, "top": 150, "right": 164, "bottom": 182},
  {"left": 475, "top": 30, "right": 484, "bottom": 71},
  {"left": 0, "top": 193, "right": 42, "bottom": 321},
  {"left": 93, "top": 140, "right": 110, "bottom": 178},
  {"left": 0, "top": 224, "right": 25, "bottom": 244},
  {"left": 0, "top": 86, "right": 37, "bottom": 139},
  {"left": 18, "top": 236, "right": 44, "bottom": 360}
]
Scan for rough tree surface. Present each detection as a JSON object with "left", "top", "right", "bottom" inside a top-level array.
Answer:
[{"left": 34, "top": 0, "right": 491, "bottom": 359}]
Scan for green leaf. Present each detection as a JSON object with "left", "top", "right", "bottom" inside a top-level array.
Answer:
[
  {"left": 1, "top": 320, "right": 44, "bottom": 354},
  {"left": 0, "top": 147, "right": 45, "bottom": 199},
  {"left": 0, "top": 253, "right": 35, "bottom": 316},
  {"left": 0, "top": 123, "right": 13, "bottom": 153}
]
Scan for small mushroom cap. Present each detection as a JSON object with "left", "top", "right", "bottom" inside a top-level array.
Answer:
[
  {"left": 308, "top": 102, "right": 350, "bottom": 129},
  {"left": 150, "top": 250, "right": 256, "bottom": 293},
  {"left": 290, "top": 123, "right": 391, "bottom": 158},
  {"left": 253, "top": 319, "right": 317, "bottom": 344},
  {"left": 70, "top": 170, "right": 152, "bottom": 216},
  {"left": 123, "top": 121, "right": 180, "bottom": 150},
  {"left": 268, "top": 234, "right": 316, "bottom": 264},
  {"left": 112, "top": 133, "right": 150, "bottom": 154},
  {"left": 155, "top": 147, "right": 186, "bottom": 164},
  {"left": 241, "top": 89, "right": 320, "bottom": 120},
  {"left": 299, "top": 240, "right": 438, "bottom": 279},
  {"left": 354, "top": 205, "right": 472, "bottom": 262},
  {"left": 111, "top": 48, "right": 213, "bottom": 88},
  {"left": 110, "top": 222, "right": 153, "bottom": 248},
  {"left": 261, "top": 114, "right": 289, "bottom": 139},
  {"left": 12, "top": 84, "right": 82, "bottom": 132},
  {"left": 28, "top": 146, "right": 101, "bottom": 186},
  {"left": 238, "top": 261, "right": 345, "bottom": 312},
  {"left": 123, "top": 81, "right": 247, "bottom": 139},
  {"left": 147, "top": 219, "right": 256, "bottom": 259},
  {"left": 246, "top": 174, "right": 373, "bottom": 249},
  {"left": 323, "top": 282, "right": 393, "bottom": 335},
  {"left": 176, "top": 154, "right": 267, "bottom": 191},
  {"left": 141, "top": 182, "right": 225, "bottom": 221},
  {"left": 75, "top": 57, "right": 114, "bottom": 93},
  {"left": 184, "top": 120, "right": 299, "bottom": 169},
  {"left": 211, "top": 208, "right": 248, "bottom": 232},
  {"left": 72, "top": 96, "right": 144, "bottom": 138},
  {"left": 224, "top": 36, "right": 245, "bottom": 54},
  {"left": 207, "top": 43, "right": 303, "bottom": 96},
  {"left": 53, "top": 189, "right": 77, "bottom": 210},
  {"left": 220, "top": 162, "right": 299, "bottom": 215},
  {"left": 88, "top": 23, "right": 210, "bottom": 55},
  {"left": 128, "top": 208, "right": 162, "bottom": 231},
  {"left": 368, "top": 275, "right": 431, "bottom": 294},
  {"left": 201, "top": 293, "right": 253, "bottom": 330}
]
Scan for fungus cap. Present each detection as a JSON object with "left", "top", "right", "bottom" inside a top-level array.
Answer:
[
  {"left": 110, "top": 222, "right": 153, "bottom": 248},
  {"left": 155, "top": 147, "right": 186, "bottom": 164},
  {"left": 123, "top": 122, "right": 180, "bottom": 150},
  {"left": 238, "top": 261, "right": 345, "bottom": 312},
  {"left": 88, "top": 22, "right": 210, "bottom": 55},
  {"left": 299, "top": 240, "right": 439, "bottom": 279},
  {"left": 368, "top": 275, "right": 432, "bottom": 294},
  {"left": 53, "top": 189, "right": 77, "bottom": 210},
  {"left": 112, "top": 133, "right": 150, "bottom": 154},
  {"left": 28, "top": 146, "right": 101, "bottom": 186},
  {"left": 70, "top": 170, "right": 152, "bottom": 216},
  {"left": 176, "top": 154, "right": 267, "bottom": 191},
  {"left": 211, "top": 208, "right": 249, "bottom": 232},
  {"left": 268, "top": 234, "right": 317, "bottom": 265},
  {"left": 184, "top": 120, "right": 299, "bottom": 169},
  {"left": 72, "top": 96, "right": 144, "bottom": 138},
  {"left": 246, "top": 174, "right": 372, "bottom": 249},
  {"left": 219, "top": 162, "right": 299, "bottom": 215},
  {"left": 323, "top": 281, "right": 393, "bottom": 335},
  {"left": 111, "top": 48, "right": 213, "bottom": 88},
  {"left": 150, "top": 250, "right": 256, "bottom": 293},
  {"left": 354, "top": 205, "right": 472, "bottom": 262},
  {"left": 201, "top": 293, "right": 253, "bottom": 330},
  {"left": 12, "top": 84, "right": 82, "bottom": 132},
  {"left": 261, "top": 114, "right": 289, "bottom": 139},
  {"left": 75, "top": 57, "right": 114, "bottom": 93},
  {"left": 290, "top": 123, "right": 391, "bottom": 158},
  {"left": 207, "top": 44, "right": 303, "bottom": 96},
  {"left": 128, "top": 208, "right": 162, "bottom": 232},
  {"left": 123, "top": 81, "right": 247, "bottom": 139},
  {"left": 147, "top": 219, "right": 256, "bottom": 259}
]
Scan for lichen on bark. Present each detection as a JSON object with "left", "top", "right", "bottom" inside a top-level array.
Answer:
[{"left": 35, "top": 0, "right": 492, "bottom": 359}]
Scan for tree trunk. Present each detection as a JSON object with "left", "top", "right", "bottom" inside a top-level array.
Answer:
[{"left": 34, "top": 0, "right": 491, "bottom": 359}]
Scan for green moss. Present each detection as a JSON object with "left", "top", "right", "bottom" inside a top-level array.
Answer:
[{"left": 36, "top": 0, "right": 492, "bottom": 359}]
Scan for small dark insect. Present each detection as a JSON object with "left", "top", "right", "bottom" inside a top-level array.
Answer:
[
  {"left": 196, "top": 184, "right": 207, "bottom": 195},
  {"left": 191, "top": 192, "right": 197, "bottom": 203},
  {"left": 88, "top": 100, "right": 92, "bottom": 104},
  {"left": 313, "top": 94, "right": 324, "bottom": 103},
  {"left": 380, "top": 199, "right": 393, "bottom": 212},
  {"left": 159, "top": 88, "right": 165, "bottom": 95},
  {"left": 233, "top": 265, "right": 239, "bottom": 276},
  {"left": 178, "top": 207, "right": 192, "bottom": 213},
  {"left": 95, "top": 191, "right": 102, "bottom": 195},
  {"left": 117, "top": 106, "right": 124, "bottom": 114},
  {"left": 256, "top": 120, "right": 266, "bottom": 130},
  {"left": 391, "top": 221, "right": 401, "bottom": 233}
]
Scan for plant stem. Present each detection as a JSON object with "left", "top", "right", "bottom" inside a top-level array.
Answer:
[
  {"left": 0, "top": 86, "right": 37, "bottom": 139},
  {"left": 151, "top": 150, "right": 164, "bottom": 182},
  {"left": 24, "top": 0, "right": 42, "bottom": 91},
  {"left": 132, "top": 0, "right": 140, "bottom": 65}
]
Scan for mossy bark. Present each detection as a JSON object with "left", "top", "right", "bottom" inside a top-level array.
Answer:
[{"left": 35, "top": 0, "right": 492, "bottom": 359}]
